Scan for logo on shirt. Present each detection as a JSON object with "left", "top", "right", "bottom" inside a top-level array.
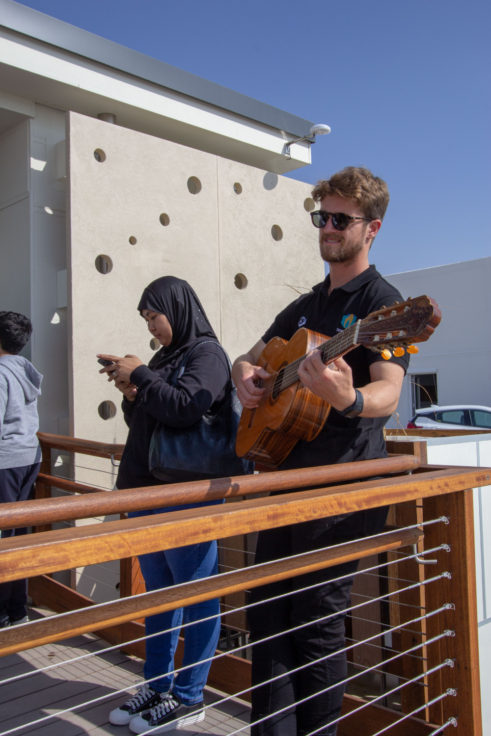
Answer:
[
  {"left": 341, "top": 313, "right": 357, "bottom": 329},
  {"left": 298, "top": 316, "right": 307, "bottom": 327}
]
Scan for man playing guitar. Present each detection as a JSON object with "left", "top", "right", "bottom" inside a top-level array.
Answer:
[{"left": 232, "top": 166, "right": 410, "bottom": 736}]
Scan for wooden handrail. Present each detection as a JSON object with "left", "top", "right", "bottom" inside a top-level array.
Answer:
[
  {"left": 37, "top": 431, "right": 125, "bottom": 459},
  {"left": 0, "top": 455, "right": 421, "bottom": 529},
  {"left": 386, "top": 428, "right": 491, "bottom": 437},
  {"left": 0, "top": 465, "right": 488, "bottom": 583},
  {"left": 0, "top": 526, "right": 421, "bottom": 657},
  {"left": 36, "top": 476, "right": 111, "bottom": 495}
]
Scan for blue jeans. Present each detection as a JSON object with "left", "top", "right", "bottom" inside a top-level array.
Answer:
[{"left": 129, "top": 505, "right": 221, "bottom": 705}]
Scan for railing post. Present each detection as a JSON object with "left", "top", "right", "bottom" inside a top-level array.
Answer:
[
  {"left": 28, "top": 438, "right": 53, "bottom": 606},
  {"left": 387, "top": 439, "right": 429, "bottom": 717},
  {"left": 423, "top": 488, "right": 482, "bottom": 735}
]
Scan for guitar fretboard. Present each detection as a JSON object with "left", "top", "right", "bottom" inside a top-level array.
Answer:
[{"left": 271, "top": 322, "right": 360, "bottom": 398}]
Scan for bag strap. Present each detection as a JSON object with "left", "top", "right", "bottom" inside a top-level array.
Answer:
[{"left": 172, "top": 340, "right": 232, "bottom": 385}]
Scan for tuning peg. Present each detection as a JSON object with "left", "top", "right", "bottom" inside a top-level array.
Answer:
[
  {"left": 393, "top": 347, "right": 405, "bottom": 357},
  {"left": 381, "top": 349, "right": 392, "bottom": 360},
  {"left": 407, "top": 345, "right": 419, "bottom": 354}
]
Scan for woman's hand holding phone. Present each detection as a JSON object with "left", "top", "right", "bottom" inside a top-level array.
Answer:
[{"left": 97, "top": 354, "right": 138, "bottom": 401}]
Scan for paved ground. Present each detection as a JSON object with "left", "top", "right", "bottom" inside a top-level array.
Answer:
[{"left": 0, "top": 610, "right": 250, "bottom": 736}]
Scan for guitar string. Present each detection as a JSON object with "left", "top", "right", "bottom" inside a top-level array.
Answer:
[
  {"left": 272, "top": 330, "right": 354, "bottom": 396},
  {"left": 271, "top": 324, "right": 358, "bottom": 396}
]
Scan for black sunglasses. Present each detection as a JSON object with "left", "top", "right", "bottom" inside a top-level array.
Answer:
[{"left": 310, "top": 210, "right": 371, "bottom": 231}]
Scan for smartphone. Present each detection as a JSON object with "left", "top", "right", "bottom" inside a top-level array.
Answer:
[{"left": 98, "top": 358, "right": 114, "bottom": 367}]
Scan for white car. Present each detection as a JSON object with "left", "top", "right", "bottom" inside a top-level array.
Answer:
[{"left": 407, "top": 405, "right": 491, "bottom": 430}]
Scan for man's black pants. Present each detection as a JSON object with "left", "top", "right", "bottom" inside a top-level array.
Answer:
[{"left": 249, "top": 506, "right": 388, "bottom": 736}]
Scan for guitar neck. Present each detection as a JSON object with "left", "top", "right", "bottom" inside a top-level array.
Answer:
[
  {"left": 273, "top": 323, "right": 360, "bottom": 395},
  {"left": 319, "top": 322, "right": 360, "bottom": 365},
  {"left": 269, "top": 294, "right": 441, "bottom": 398}
]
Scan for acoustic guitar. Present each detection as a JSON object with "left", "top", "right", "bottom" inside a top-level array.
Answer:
[{"left": 235, "top": 295, "right": 441, "bottom": 469}]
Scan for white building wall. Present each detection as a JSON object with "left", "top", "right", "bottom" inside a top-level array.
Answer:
[
  {"left": 386, "top": 258, "right": 491, "bottom": 427},
  {"left": 0, "top": 105, "right": 69, "bottom": 433},
  {"left": 423, "top": 435, "right": 491, "bottom": 736},
  {"left": 29, "top": 105, "right": 70, "bottom": 434},
  {"left": 0, "top": 120, "right": 30, "bottom": 318}
]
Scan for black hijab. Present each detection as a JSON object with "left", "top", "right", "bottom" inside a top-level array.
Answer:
[{"left": 137, "top": 276, "right": 219, "bottom": 368}]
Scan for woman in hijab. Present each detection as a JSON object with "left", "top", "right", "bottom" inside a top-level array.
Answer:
[{"left": 98, "top": 276, "right": 230, "bottom": 735}]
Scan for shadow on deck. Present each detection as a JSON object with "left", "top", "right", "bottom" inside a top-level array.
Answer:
[{"left": 0, "top": 608, "right": 250, "bottom": 736}]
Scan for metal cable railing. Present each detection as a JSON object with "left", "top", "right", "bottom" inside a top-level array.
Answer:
[
  {"left": 0, "top": 432, "right": 487, "bottom": 735},
  {"left": 0, "top": 551, "right": 454, "bottom": 735}
]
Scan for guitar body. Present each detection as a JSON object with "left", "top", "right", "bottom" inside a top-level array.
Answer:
[{"left": 236, "top": 328, "right": 332, "bottom": 469}]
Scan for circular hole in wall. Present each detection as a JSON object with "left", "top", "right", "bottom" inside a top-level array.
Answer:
[
  {"left": 187, "top": 176, "right": 202, "bottom": 194},
  {"left": 233, "top": 182, "right": 243, "bottom": 194},
  {"left": 129, "top": 236, "right": 137, "bottom": 245},
  {"left": 234, "top": 273, "right": 248, "bottom": 290},
  {"left": 263, "top": 172, "right": 278, "bottom": 190},
  {"left": 150, "top": 337, "right": 161, "bottom": 351},
  {"left": 271, "top": 224, "right": 283, "bottom": 241},
  {"left": 95, "top": 255, "right": 113, "bottom": 274},
  {"left": 303, "top": 197, "right": 315, "bottom": 212},
  {"left": 159, "top": 213, "right": 170, "bottom": 226},
  {"left": 98, "top": 400, "right": 116, "bottom": 420},
  {"left": 94, "top": 148, "right": 106, "bottom": 162}
]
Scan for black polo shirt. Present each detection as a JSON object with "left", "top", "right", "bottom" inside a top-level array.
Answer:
[{"left": 261, "top": 265, "right": 409, "bottom": 470}]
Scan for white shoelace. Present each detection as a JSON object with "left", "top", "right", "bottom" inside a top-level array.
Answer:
[
  {"left": 148, "top": 695, "right": 180, "bottom": 721},
  {"left": 125, "top": 684, "right": 157, "bottom": 709}
]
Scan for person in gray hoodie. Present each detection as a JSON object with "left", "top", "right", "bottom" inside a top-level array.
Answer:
[{"left": 0, "top": 311, "right": 42, "bottom": 627}]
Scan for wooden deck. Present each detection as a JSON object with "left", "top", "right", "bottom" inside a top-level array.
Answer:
[{"left": 0, "top": 608, "right": 250, "bottom": 736}]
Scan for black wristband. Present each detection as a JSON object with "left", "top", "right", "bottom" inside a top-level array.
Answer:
[{"left": 339, "top": 389, "right": 364, "bottom": 418}]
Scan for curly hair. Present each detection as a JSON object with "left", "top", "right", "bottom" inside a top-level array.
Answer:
[
  {"left": 312, "top": 166, "right": 389, "bottom": 221},
  {"left": 0, "top": 311, "right": 33, "bottom": 354}
]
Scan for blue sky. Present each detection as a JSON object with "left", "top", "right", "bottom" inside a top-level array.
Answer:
[{"left": 15, "top": 0, "right": 490, "bottom": 275}]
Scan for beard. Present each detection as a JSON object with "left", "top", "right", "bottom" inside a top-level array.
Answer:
[{"left": 319, "top": 232, "right": 365, "bottom": 263}]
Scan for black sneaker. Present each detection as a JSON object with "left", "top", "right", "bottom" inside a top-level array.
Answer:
[
  {"left": 129, "top": 693, "right": 205, "bottom": 734},
  {"left": 109, "top": 684, "right": 165, "bottom": 726},
  {"left": 10, "top": 615, "right": 29, "bottom": 626}
]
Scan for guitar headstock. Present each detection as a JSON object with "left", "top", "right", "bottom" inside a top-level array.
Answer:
[{"left": 358, "top": 295, "right": 441, "bottom": 357}]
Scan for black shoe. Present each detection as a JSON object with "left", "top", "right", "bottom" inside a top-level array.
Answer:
[
  {"left": 109, "top": 684, "right": 165, "bottom": 726},
  {"left": 129, "top": 693, "right": 205, "bottom": 733},
  {"left": 10, "top": 615, "right": 29, "bottom": 626}
]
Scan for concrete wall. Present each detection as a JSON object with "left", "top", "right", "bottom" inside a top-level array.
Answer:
[
  {"left": 64, "top": 111, "right": 322, "bottom": 600},
  {"left": 67, "top": 111, "right": 322, "bottom": 447},
  {"left": 386, "top": 258, "right": 491, "bottom": 428}
]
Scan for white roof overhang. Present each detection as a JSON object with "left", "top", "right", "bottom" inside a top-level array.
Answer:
[{"left": 0, "top": 0, "right": 316, "bottom": 173}]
